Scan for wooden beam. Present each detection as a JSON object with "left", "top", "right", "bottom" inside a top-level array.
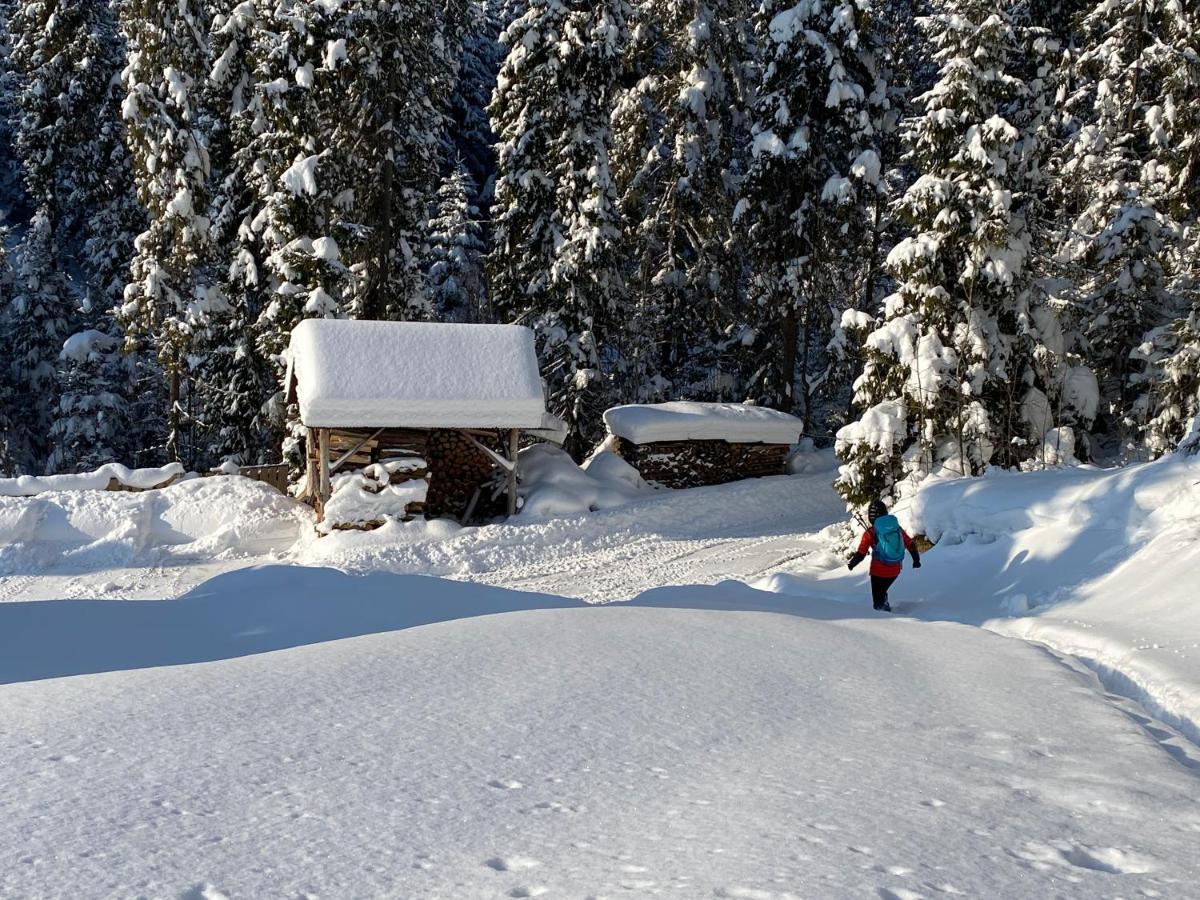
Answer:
[
  {"left": 302, "top": 427, "right": 318, "bottom": 502},
  {"left": 330, "top": 427, "right": 384, "bottom": 475},
  {"left": 506, "top": 428, "right": 520, "bottom": 517}
]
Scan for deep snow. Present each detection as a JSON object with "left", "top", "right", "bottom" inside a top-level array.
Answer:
[
  {"left": 3, "top": 579, "right": 1199, "bottom": 898},
  {"left": 2, "top": 449, "right": 1200, "bottom": 897}
]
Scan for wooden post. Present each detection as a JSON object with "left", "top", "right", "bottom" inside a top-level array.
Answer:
[
  {"left": 318, "top": 428, "right": 332, "bottom": 508},
  {"left": 506, "top": 428, "right": 519, "bottom": 517},
  {"left": 304, "top": 427, "right": 319, "bottom": 501}
]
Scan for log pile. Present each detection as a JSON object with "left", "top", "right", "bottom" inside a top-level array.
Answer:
[
  {"left": 424, "top": 429, "right": 505, "bottom": 520},
  {"left": 615, "top": 437, "right": 789, "bottom": 489}
]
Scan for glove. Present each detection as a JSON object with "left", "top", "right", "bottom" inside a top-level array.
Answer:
[
  {"left": 847, "top": 552, "right": 865, "bottom": 571},
  {"left": 912, "top": 555, "right": 922, "bottom": 569}
]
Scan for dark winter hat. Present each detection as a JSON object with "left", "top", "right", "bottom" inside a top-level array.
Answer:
[{"left": 867, "top": 499, "right": 888, "bottom": 523}]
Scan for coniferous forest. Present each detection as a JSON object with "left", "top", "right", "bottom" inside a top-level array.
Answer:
[{"left": 0, "top": 0, "right": 1196, "bottom": 509}]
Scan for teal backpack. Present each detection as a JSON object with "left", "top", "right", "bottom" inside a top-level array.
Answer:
[{"left": 872, "top": 515, "right": 906, "bottom": 564}]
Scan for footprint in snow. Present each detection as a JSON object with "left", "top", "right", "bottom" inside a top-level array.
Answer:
[
  {"left": 877, "top": 889, "right": 925, "bottom": 900},
  {"left": 488, "top": 779, "right": 524, "bottom": 790},
  {"left": 180, "top": 887, "right": 230, "bottom": 900},
  {"left": 508, "top": 887, "right": 548, "bottom": 898},
  {"left": 486, "top": 856, "right": 541, "bottom": 872},
  {"left": 1011, "top": 841, "right": 1153, "bottom": 875},
  {"left": 920, "top": 799, "right": 946, "bottom": 808}
]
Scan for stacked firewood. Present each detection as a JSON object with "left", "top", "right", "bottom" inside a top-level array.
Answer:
[
  {"left": 424, "top": 429, "right": 503, "bottom": 520},
  {"left": 615, "top": 437, "right": 789, "bottom": 489}
]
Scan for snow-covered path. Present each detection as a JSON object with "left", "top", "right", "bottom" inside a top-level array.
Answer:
[
  {"left": 3, "top": 583, "right": 1199, "bottom": 899},
  {"left": 296, "top": 459, "right": 847, "bottom": 603}
]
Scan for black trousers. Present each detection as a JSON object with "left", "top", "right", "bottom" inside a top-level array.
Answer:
[{"left": 871, "top": 574, "right": 897, "bottom": 608}]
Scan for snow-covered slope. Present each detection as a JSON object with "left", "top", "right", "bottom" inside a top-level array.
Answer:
[
  {"left": 2, "top": 577, "right": 1198, "bottom": 899},
  {"left": 758, "top": 453, "right": 1200, "bottom": 748}
]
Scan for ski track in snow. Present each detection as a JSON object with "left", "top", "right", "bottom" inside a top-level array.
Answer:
[{"left": 295, "top": 466, "right": 848, "bottom": 603}]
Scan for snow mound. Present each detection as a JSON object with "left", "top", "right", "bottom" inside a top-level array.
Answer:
[
  {"left": 518, "top": 445, "right": 652, "bottom": 517},
  {"left": 0, "top": 463, "right": 185, "bottom": 497},
  {"left": 0, "top": 476, "right": 311, "bottom": 567},
  {"left": 603, "top": 401, "right": 803, "bottom": 445}
]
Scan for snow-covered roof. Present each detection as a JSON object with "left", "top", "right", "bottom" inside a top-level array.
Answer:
[
  {"left": 603, "top": 402, "right": 803, "bottom": 445},
  {"left": 287, "top": 320, "right": 558, "bottom": 431}
]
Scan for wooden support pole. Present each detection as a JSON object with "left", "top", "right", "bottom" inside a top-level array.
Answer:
[
  {"left": 303, "top": 427, "right": 318, "bottom": 502},
  {"left": 506, "top": 428, "right": 519, "bottom": 517},
  {"left": 318, "top": 427, "right": 332, "bottom": 507}
]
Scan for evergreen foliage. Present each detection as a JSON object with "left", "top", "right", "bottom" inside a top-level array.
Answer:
[{"left": 0, "top": 0, "right": 1197, "bottom": 486}]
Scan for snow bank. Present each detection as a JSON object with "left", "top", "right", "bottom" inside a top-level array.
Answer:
[
  {"left": 518, "top": 445, "right": 651, "bottom": 517},
  {"left": 0, "top": 463, "right": 185, "bottom": 497},
  {"left": 603, "top": 401, "right": 803, "bottom": 445},
  {"left": 287, "top": 319, "right": 551, "bottom": 429},
  {"left": 0, "top": 476, "right": 311, "bottom": 566},
  {"left": 901, "top": 454, "right": 1200, "bottom": 743}
]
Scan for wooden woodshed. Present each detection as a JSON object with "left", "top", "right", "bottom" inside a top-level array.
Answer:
[
  {"left": 602, "top": 401, "right": 803, "bottom": 489},
  {"left": 286, "top": 320, "right": 565, "bottom": 524}
]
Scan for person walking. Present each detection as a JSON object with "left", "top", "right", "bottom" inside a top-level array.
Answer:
[{"left": 847, "top": 499, "right": 921, "bottom": 612}]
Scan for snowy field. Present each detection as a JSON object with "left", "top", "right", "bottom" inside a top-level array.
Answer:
[{"left": 2, "top": 451, "right": 1200, "bottom": 897}]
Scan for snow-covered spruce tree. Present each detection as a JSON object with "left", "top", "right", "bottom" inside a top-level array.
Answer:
[
  {"left": 0, "top": 225, "right": 18, "bottom": 474},
  {"left": 740, "top": 0, "right": 888, "bottom": 428},
  {"left": 45, "top": 329, "right": 132, "bottom": 473},
  {"left": 1051, "top": 0, "right": 1192, "bottom": 455},
  {"left": 195, "top": 0, "right": 280, "bottom": 466},
  {"left": 613, "top": 0, "right": 753, "bottom": 404},
  {"left": 835, "top": 1, "right": 1061, "bottom": 508},
  {"left": 119, "top": 0, "right": 219, "bottom": 463},
  {"left": 3, "top": 210, "right": 73, "bottom": 472},
  {"left": 1132, "top": 3, "right": 1200, "bottom": 456},
  {"left": 427, "top": 164, "right": 488, "bottom": 322},
  {"left": 448, "top": 0, "right": 509, "bottom": 196},
  {"left": 7, "top": 0, "right": 144, "bottom": 472},
  {"left": 489, "top": 0, "right": 632, "bottom": 457}
]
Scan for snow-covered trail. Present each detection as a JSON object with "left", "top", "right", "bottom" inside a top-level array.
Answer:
[
  {"left": 3, "top": 586, "right": 1198, "bottom": 900},
  {"left": 297, "top": 459, "right": 847, "bottom": 603}
]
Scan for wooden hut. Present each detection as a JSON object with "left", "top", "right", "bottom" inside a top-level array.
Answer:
[
  {"left": 286, "top": 320, "right": 565, "bottom": 523},
  {"left": 602, "top": 401, "right": 802, "bottom": 489}
]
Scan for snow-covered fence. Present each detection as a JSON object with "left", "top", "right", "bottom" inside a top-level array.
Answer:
[
  {"left": 602, "top": 402, "right": 802, "bottom": 489},
  {"left": 0, "top": 463, "right": 186, "bottom": 497}
]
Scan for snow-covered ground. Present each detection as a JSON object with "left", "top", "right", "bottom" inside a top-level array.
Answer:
[{"left": 2, "top": 449, "right": 1199, "bottom": 897}]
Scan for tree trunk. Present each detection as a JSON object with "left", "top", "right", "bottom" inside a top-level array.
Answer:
[{"left": 780, "top": 301, "right": 799, "bottom": 412}]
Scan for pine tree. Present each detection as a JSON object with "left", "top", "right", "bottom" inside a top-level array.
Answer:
[
  {"left": 835, "top": 0, "right": 1060, "bottom": 507},
  {"left": 3, "top": 210, "right": 73, "bottom": 472},
  {"left": 427, "top": 164, "right": 488, "bottom": 322},
  {"left": 490, "top": 0, "right": 632, "bottom": 457},
  {"left": 614, "top": 0, "right": 753, "bottom": 404},
  {"left": 46, "top": 328, "right": 131, "bottom": 473},
  {"left": 0, "top": 224, "right": 18, "bottom": 474},
  {"left": 1131, "top": 1, "right": 1200, "bottom": 455},
  {"left": 119, "top": 0, "right": 219, "bottom": 463},
  {"left": 1052, "top": 0, "right": 1192, "bottom": 455},
  {"left": 740, "top": 0, "right": 889, "bottom": 430}
]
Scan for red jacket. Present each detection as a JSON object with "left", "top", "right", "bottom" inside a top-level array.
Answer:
[{"left": 856, "top": 526, "right": 915, "bottom": 578}]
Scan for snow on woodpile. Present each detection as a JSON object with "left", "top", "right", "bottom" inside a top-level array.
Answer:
[
  {"left": 318, "top": 460, "right": 429, "bottom": 535},
  {"left": 603, "top": 401, "right": 803, "bottom": 445},
  {"left": 0, "top": 463, "right": 185, "bottom": 497},
  {"left": 287, "top": 320, "right": 552, "bottom": 429}
]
